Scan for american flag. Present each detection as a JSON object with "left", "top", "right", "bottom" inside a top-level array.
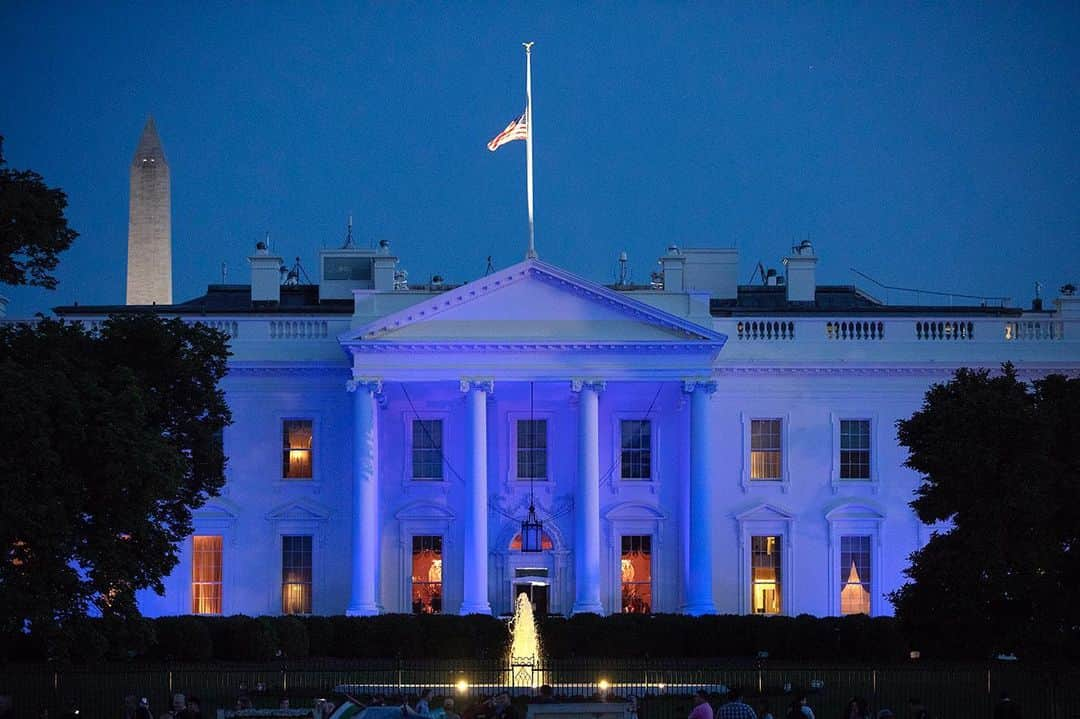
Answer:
[{"left": 487, "top": 110, "right": 528, "bottom": 151}]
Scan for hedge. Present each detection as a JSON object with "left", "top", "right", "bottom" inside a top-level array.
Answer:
[{"left": 1, "top": 613, "right": 913, "bottom": 664}]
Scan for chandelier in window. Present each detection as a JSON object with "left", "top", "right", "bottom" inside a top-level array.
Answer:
[{"left": 520, "top": 382, "right": 544, "bottom": 553}]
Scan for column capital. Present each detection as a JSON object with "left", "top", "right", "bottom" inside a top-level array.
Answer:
[
  {"left": 682, "top": 378, "right": 717, "bottom": 395},
  {"left": 459, "top": 378, "right": 495, "bottom": 394},
  {"left": 347, "top": 377, "right": 383, "bottom": 395},
  {"left": 570, "top": 378, "right": 606, "bottom": 393}
]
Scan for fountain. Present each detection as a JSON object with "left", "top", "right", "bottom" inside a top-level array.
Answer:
[{"left": 508, "top": 592, "right": 543, "bottom": 689}]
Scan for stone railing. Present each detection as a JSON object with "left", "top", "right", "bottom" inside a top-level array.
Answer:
[
  {"left": 736, "top": 320, "right": 795, "bottom": 340},
  {"left": 268, "top": 319, "right": 330, "bottom": 340},
  {"left": 716, "top": 314, "right": 1075, "bottom": 363},
  {"left": 826, "top": 320, "right": 884, "bottom": 341},
  {"left": 1004, "top": 319, "right": 1063, "bottom": 341},
  {"left": 914, "top": 320, "right": 974, "bottom": 340}
]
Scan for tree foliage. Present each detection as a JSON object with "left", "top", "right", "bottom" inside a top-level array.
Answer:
[
  {"left": 0, "top": 136, "right": 79, "bottom": 288},
  {"left": 0, "top": 315, "right": 231, "bottom": 657},
  {"left": 890, "top": 364, "right": 1080, "bottom": 660}
]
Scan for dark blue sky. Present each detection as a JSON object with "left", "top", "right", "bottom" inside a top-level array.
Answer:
[{"left": 2, "top": 3, "right": 1077, "bottom": 315}]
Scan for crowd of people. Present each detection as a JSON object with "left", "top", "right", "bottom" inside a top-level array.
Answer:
[
  {"left": 687, "top": 686, "right": 1024, "bottom": 719},
  {"left": 89, "top": 681, "right": 1023, "bottom": 719}
]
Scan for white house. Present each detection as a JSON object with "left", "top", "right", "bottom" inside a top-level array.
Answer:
[{"left": 54, "top": 241, "right": 1080, "bottom": 619}]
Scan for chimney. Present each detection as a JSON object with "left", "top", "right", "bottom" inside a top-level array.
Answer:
[
  {"left": 249, "top": 241, "right": 283, "bottom": 305},
  {"left": 783, "top": 240, "right": 817, "bottom": 304},
  {"left": 1055, "top": 284, "right": 1079, "bottom": 321},
  {"left": 660, "top": 245, "right": 685, "bottom": 292}
]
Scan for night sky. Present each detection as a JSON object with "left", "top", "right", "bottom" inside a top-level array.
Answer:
[{"left": 2, "top": 3, "right": 1077, "bottom": 316}]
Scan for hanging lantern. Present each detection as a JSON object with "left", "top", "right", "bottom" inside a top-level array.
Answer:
[{"left": 520, "top": 503, "right": 544, "bottom": 553}]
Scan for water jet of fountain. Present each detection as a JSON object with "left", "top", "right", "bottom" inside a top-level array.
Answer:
[{"left": 507, "top": 592, "right": 543, "bottom": 689}]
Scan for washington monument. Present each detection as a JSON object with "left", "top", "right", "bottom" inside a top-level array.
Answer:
[{"left": 126, "top": 117, "right": 172, "bottom": 305}]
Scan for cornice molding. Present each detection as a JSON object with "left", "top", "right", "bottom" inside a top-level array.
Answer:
[
  {"left": 347, "top": 341, "right": 723, "bottom": 354},
  {"left": 341, "top": 259, "right": 726, "bottom": 346},
  {"left": 713, "top": 364, "right": 1080, "bottom": 379}
]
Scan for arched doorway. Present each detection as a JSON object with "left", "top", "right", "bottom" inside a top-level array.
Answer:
[{"left": 506, "top": 530, "right": 556, "bottom": 616}]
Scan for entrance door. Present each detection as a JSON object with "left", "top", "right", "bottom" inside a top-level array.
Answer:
[{"left": 513, "top": 582, "right": 550, "bottom": 616}]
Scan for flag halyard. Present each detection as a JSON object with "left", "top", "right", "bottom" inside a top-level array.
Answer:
[{"left": 487, "top": 110, "right": 528, "bottom": 151}]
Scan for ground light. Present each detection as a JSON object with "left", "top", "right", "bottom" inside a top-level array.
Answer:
[
  {"left": 598, "top": 679, "right": 610, "bottom": 692},
  {"left": 456, "top": 679, "right": 469, "bottom": 694}
]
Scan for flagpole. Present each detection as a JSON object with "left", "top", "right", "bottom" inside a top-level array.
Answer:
[{"left": 524, "top": 41, "right": 536, "bottom": 259}]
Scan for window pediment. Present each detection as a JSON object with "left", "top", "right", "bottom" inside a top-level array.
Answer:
[
  {"left": 265, "top": 498, "right": 332, "bottom": 522},
  {"left": 395, "top": 501, "right": 456, "bottom": 521},
  {"left": 194, "top": 499, "right": 240, "bottom": 521},
  {"left": 604, "top": 501, "right": 666, "bottom": 521},
  {"left": 825, "top": 501, "right": 886, "bottom": 522},
  {"left": 735, "top": 502, "right": 796, "bottom": 522}
]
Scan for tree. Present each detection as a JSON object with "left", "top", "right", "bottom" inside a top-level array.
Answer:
[
  {"left": 0, "top": 135, "right": 78, "bottom": 288},
  {"left": 890, "top": 364, "right": 1080, "bottom": 660},
  {"left": 0, "top": 315, "right": 231, "bottom": 657}
]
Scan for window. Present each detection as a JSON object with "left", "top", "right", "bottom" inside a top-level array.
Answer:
[
  {"left": 323, "top": 256, "right": 372, "bottom": 281},
  {"left": 509, "top": 531, "right": 554, "bottom": 551},
  {"left": 282, "top": 535, "right": 312, "bottom": 615},
  {"left": 840, "top": 535, "right": 871, "bottom": 615},
  {"left": 282, "top": 420, "right": 313, "bottom": 479},
  {"left": 620, "top": 420, "right": 652, "bottom": 480},
  {"left": 516, "top": 419, "right": 547, "bottom": 480},
  {"left": 750, "top": 419, "right": 782, "bottom": 480},
  {"left": 411, "top": 419, "right": 444, "bottom": 480},
  {"left": 751, "top": 535, "right": 782, "bottom": 615},
  {"left": 621, "top": 535, "right": 652, "bottom": 614},
  {"left": 411, "top": 536, "right": 443, "bottom": 614},
  {"left": 839, "top": 420, "right": 871, "bottom": 479},
  {"left": 192, "top": 535, "right": 222, "bottom": 615}
]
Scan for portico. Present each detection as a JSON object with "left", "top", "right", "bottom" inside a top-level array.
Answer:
[{"left": 338, "top": 259, "right": 726, "bottom": 616}]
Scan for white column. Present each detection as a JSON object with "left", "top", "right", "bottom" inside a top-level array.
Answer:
[
  {"left": 346, "top": 377, "right": 382, "bottom": 616},
  {"left": 571, "top": 379, "right": 605, "bottom": 615},
  {"left": 460, "top": 378, "right": 494, "bottom": 615},
  {"left": 683, "top": 378, "right": 718, "bottom": 615}
]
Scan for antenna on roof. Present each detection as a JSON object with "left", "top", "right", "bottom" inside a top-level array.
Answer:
[
  {"left": 265, "top": 231, "right": 271, "bottom": 251},
  {"left": 342, "top": 215, "right": 355, "bottom": 249},
  {"left": 485, "top": 256, "right": 495, "bottom": 276},
  {"left": 281, "top": 256, "right": 312, "bottom": 286},
  {"left": 221, "top": 261, "right": 227, "bottom": 284}
]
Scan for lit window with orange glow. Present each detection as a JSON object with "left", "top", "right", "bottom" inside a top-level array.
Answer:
[
  {"left": 510, "top": 531, "right": 554, "bottom": 551},
  {"left": 840, "top": 535, "right": 871, "bottom": 615},
  {"left": 621, "top": 535, "right": 652, "bottom": 614},
  {"left": 751, "top": 535, "right": 782, "bottom": 615},
  {"left": 192, "top": 535, "right": 222, "bottom": 615},
  {"left": 750, "top": 419, "right": 782, "bottom": 480},
  {"left": 282, "top": 419, "right": 313, "bottom": 479},
  {"left": 282, "top": 535, "right": 312, "bottom": 614},
  {"left": 411, "top": 535, "right": 443, "bottom": 614}
]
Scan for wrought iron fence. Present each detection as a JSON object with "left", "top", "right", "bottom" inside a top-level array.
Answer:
[{"left": 1, "top": 660, "right": 1078, "bottom": 719}]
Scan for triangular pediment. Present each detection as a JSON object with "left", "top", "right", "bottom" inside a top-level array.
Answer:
[
  {"left": 265, "top": 498, "right": 332, "bottom": 522},
  {"left": 343, "top": 259, "right": 725, "bottom": 348},
  {"left": 736, "top": 502, "right": 796, "bottom": 522},
  {"left": 194, "top": 498, "right": 240, "bottom": 520}
]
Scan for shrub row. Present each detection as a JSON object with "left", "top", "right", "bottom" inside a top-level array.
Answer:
[{"left": 2, "top": 613, "right": 912, "bottom": 664}]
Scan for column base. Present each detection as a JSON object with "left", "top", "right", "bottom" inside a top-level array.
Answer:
[
  {"left": 681, "top": 602, "right": 718, "bottom": 616},
  {"left": 459, "top": 602, "right": 492, "bottom": 616},
  {"left": 345, "top": 605, "right": 379, "bottom": 617},
  {"left": 571, "top": 601, "right": 604, "bottom": 616}
]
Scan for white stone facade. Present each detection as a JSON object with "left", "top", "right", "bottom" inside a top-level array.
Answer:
[{"left": 60, "top": 246, "right": 1079, "bottom": 619}]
